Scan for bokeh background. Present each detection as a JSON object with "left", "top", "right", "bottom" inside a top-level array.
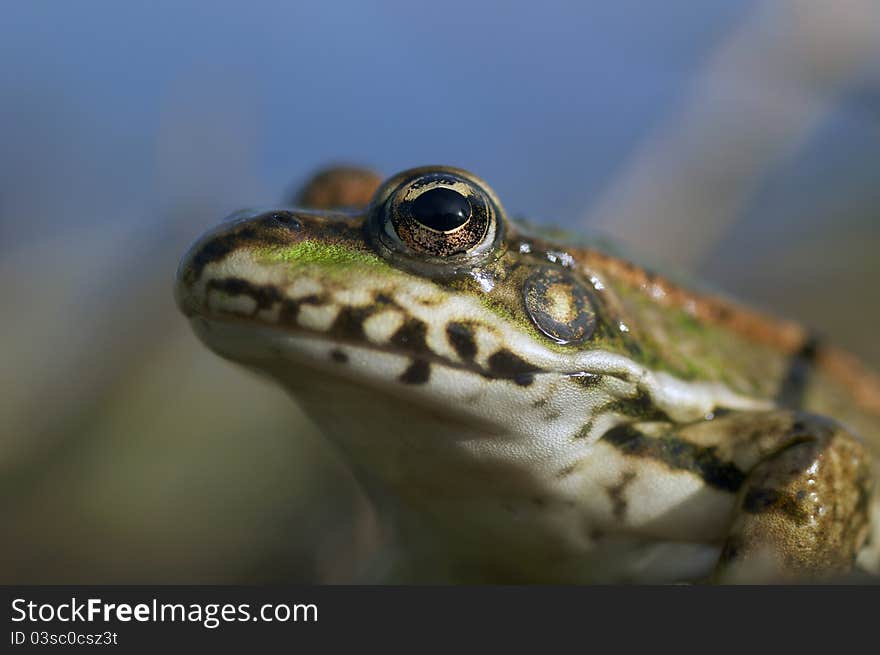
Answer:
[{"left": 2, "top": 0, "right": 879, "bottom": 582}]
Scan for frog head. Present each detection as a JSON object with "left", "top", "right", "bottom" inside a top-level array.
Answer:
[{"left": 175, "top": 166, "right": 761, "bottom": 517}]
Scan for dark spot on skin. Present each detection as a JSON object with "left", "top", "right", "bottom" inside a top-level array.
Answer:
[
  {"left": 446, "top": 322, "right": 478, "bottom": 361},
  {"left": 606, "top": 471, "right": 637, "bottom": 521},
  {"left": 416, "top": 296, "right": 446, "bottom": 307},
  {"left": 791, "top": 420, "right": 808, "bottom": 435},
  {"left": 399, "top": 359, "right": 431, "bottom": 385},
  {"left": 572, "top": 422, "right": 594, "bottom": 441},
  {"left": 775, "top": 335, "right": 821, "bottom": 410},
  {"left": 206, "top": 277, "right": 283, "bottom": 312},
  {"left": 742, "top": 487, "right": 808, "bottom": 524},
  {"left": 720, "top": 537, "right": 742, "bottom": 563},
  {"left": 567, "top": 373, "right": 603, "bottom": 388},
  {"left": 856, "top": 481, "right": 871, "bottom": 517},
  {"left": 742, "top": 487, "right": 781, "bottom": 512},
  {"left": 330, "top": 305, "right": 375, "bottom": 341},
  {"left": 486, "top": 350, "right": 542, "bottom": 386},
  {"left": 602, "top": 424, "right": 746, "bottom": 492},
  {"left": 390, "top": 319, "right": 430, "bottom": 355},
  {"left": 278, "top": 294, "right": 324, "bottom": 325},
  {"left": 279, "top": 300, "right": 300, "bottom": 324},
  {"left": 604, "top": 390, "right": 671, "bottom": 423},
  {"left": 532, "top": 497, "right": 546, "bottom": 507},
  {"left": 557, "top": 462, "right": 581, "bottom": 479},
  {"left": 330, "top": 349, "right": 348, "bottom": 364},
  {"left": 375, "top": 293, "right": 395, "bottom": 306},
  {"left": 575, "top": 389, "right": 669, "bottom": 439},
  {"left": 532, "top": 398, "right": 548, "bottom": 409}
]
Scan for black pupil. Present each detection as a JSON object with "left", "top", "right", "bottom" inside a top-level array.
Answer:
[{"left": 410, "top": 187, "right": 471, "bottom": 231}]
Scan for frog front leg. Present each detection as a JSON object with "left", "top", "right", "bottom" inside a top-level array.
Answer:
[{"left": 710, "top": 411, "right": 873, "bottom": 583}]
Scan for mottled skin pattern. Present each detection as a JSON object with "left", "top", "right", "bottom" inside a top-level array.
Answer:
[{"left": 176, "top": 166, "right": 880, "bottom": 583}]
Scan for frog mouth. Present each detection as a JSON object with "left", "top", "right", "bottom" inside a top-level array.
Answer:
[
  {"left": 178, "top": 259, "right": 771, "bottom": 430},
  {"left": 181, "top": 275, "right": 552, "bottom": 389}
]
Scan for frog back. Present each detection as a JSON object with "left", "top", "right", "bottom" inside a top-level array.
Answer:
[{"left": 559, "top": 239, "right": 880, "bottom": 451}]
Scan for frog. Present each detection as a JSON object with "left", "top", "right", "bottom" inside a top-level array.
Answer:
[{"left": 175, "top": 165, "right": 880, "bottom": 583}]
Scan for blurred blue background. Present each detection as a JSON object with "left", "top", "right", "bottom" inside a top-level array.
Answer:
[
  {"left": 2, "top": 1, "right": 754, "bottom": 240},
  {"left": 2, "top": 1, "right": 878, "bottom": 582}
]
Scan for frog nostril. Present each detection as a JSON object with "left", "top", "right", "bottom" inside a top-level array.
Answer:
[{"left": 271, "top": 211, "right": 302, "bottom": 230}]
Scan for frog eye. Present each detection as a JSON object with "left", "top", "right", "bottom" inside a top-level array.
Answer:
[{"left": 368, "top": 167, "right": 505, "bottom": 274}]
